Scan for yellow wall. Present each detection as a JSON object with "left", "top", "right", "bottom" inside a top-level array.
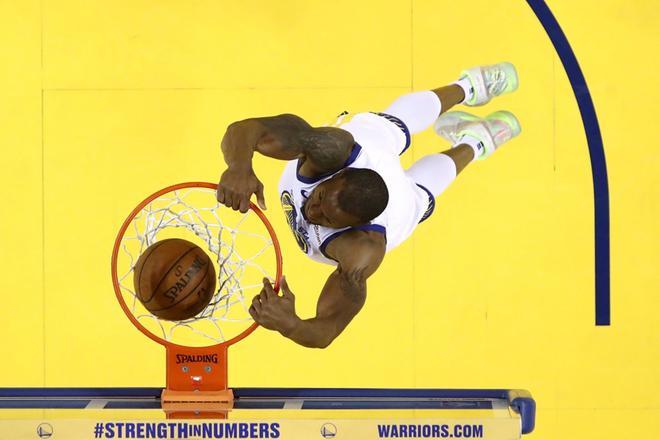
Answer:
[{"left": 1, "top": 1, "right": 658, "bottom": 438}]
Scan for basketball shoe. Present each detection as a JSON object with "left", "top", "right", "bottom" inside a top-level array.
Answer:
[
  {"left": 460, "top": 62, "right": 519, "bottom": 106},
  {"left": 434, "top": 111, "right": 521, "bottom": 160}
]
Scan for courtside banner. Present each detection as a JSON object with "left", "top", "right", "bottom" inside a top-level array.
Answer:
[{"left": 1, "top": 418, "right": 521, "bottom": 439}]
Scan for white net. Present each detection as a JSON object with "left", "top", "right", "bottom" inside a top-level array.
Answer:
[{"left": 115, "top": 186, "right": 279, "bottom": 347}]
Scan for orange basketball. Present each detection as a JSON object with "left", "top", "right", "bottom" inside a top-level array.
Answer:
[{"left": 133, "top": 238, "right": 216, "bottom": 321}]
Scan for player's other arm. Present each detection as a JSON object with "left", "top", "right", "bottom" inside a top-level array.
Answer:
[
  {"left": 218, "top": 114, "right": 354, "bottom": 212},
  {"left": 250, "top": 230, "right": 385, "bottom": 348}
]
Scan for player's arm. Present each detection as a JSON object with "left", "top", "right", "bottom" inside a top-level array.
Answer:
[
  {"left": 218, "top": 114, "right": 354, "bottom": 212},
  {"left": 249, "top": 230, "right": 386, "bottom": 348}
]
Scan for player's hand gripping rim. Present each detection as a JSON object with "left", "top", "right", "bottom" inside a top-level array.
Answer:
[
  {"left": 217, "top": 166, "right": 267, "bottom": 213},
  {"left": 249, "top": 276, "right": 299, "bottom": 336}
]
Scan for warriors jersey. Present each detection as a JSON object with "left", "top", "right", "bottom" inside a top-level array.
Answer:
[{"left": 278, "top": 112, "right": 435, "bottom": 265}]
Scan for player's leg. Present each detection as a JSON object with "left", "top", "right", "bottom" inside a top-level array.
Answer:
[
  {"left": 380, "top": 87, "right": 464, "bottom": 136},
  {"left": 382, "top": 62, "right": 519, "bottom": 136},
  {"left": 381, "top": 90, "right": 443, "bottom": 135},
  {"left": 405, "top": 111, "right": 522, "bottom": 203},
  {"left": 440, "top": 144, "right": 474, "bottom": 175},
  {"left": 404, "top": 146, "right": 467, "bottom": 206},
  {"left": 431, "top": 85, "right": 466, "bottom": 116}
]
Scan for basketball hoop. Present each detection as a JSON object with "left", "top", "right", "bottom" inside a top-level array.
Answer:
[{"left": 111, "top": 182, "right": 282, "bottom": 417}]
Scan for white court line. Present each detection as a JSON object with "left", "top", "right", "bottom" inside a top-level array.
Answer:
[
  {"left": 282, "top": 399, "right": 304, "bottom": 409},
  {"left": 85, "top": 399, "right": 108, "bottom": 409},
  {"left": 491, "top": 399, "right": 509, "bottom": 410}
]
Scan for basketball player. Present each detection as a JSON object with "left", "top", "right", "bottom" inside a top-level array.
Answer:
[{"left": 217, "top": 63, "right": 521, "bottom": 348}]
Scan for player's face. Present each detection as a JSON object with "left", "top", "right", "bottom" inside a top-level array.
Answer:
[{"left": 302, "top": 178, "right": 361, "bottom": 228}]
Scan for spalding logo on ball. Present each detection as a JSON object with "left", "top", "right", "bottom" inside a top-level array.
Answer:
[{"left": 133, "top": 238, "right": 216, "bottom": 320}]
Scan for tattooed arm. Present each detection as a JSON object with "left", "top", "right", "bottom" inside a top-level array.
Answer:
[
  {"left": 218, "top": 114, "right": 354, "bottom": 212},
  {"left": 249, "top": 230, "right": 386, "bottom": 348}
]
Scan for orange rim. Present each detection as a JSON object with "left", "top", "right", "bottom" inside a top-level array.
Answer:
[{"left": 111, "top": 181, "right": 283, "bottom": 350}]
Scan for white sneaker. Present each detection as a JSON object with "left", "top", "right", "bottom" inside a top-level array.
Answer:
[
  {"left": 433, "top": 111, "right": 481, "bottom": 144},
  {"left": 457, "top": 111, "right": 522, "bottom": 160},
  {"left": 461, "top": 62, "right": 519, "bottom": 106},
  {"left": 435, "top": 110, "right": 522, "bottom": 159}
]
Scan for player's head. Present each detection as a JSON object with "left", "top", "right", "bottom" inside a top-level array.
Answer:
[{"left": 302, "top": 168, "right": 388, "bottom": 228}]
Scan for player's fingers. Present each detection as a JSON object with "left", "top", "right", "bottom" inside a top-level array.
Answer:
[
  {"left": 256, "top": 184, "right": 267, "bottom": 210},
  {"left": 280, "top": 276, "right": 294, "bottom": 298},
  {"left": 248, "top": 305, "right": 259, "bottom": 321},
  {"left": 251, "top": 295, "right": 262, "bottom": 312},
  {"left": 262, "top": 277, "right": 275, "bottom": 299},
  {"left": 221, "top": 190, "right": 234, "bottom": 208},
  {"left": 216, "top": 185, "right": 225, "bottom": 204},
  {"left": 231, "top": 194, "right": 241, "bottom": 211},
  {"left": 239, "top": 197, "right": 249, "bottom": 214},
  {"left": 258, "top": 286, "right": 268, "bottom": 301}
]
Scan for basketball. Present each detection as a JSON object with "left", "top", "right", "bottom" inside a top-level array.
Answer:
[{"left": 133, "top": 238, "right": 216, "bottom": 321}]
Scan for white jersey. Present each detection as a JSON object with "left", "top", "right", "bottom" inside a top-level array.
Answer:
[{"left": 278, "top": 112, "right": 434, "bottom": 265}]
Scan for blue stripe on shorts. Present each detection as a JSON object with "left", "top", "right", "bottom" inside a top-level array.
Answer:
[{"left": 416, "top": 184, "right": 435, "bottom": 223}]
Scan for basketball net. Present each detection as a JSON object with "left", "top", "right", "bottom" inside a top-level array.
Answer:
[{"left": 112, "top": 183, "right": 282, "bottom": 417}]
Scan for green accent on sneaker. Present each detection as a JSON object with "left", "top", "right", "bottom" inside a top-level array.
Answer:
[
  {"left": 498, "top": 62, "right": 520, "bottom": 94},
  {"left": 486, "top": 111, "right": 522, "bottom": 137}
]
